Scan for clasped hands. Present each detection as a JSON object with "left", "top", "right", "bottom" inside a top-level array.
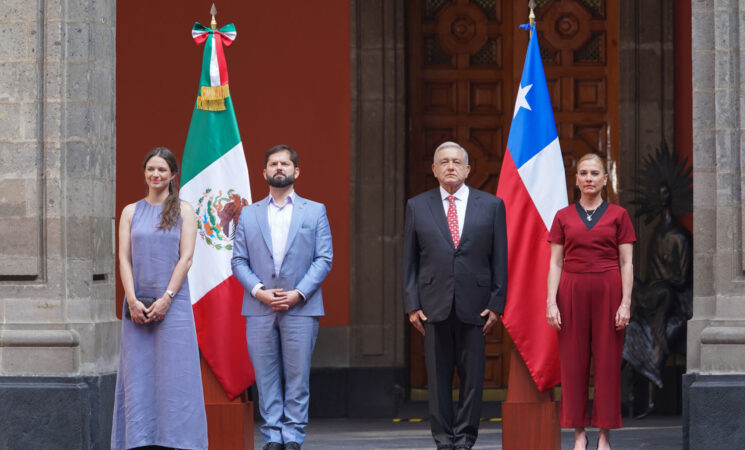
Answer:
[
  {"left": 408, "top": 308, "right": 500, "bottom": 336},
  {"left": 128, "top": 295, "right": 172, "bottom": 325},
  {"left": 256, "top": 288, "right": 302, "bottom": 311}
]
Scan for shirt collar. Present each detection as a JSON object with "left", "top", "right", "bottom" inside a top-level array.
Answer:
[
  {"left": 269, "top": 191, "right": 295, "bottom": 209},
  {"left": 439, "top": 184, "right": 469, "bottom": 201}
]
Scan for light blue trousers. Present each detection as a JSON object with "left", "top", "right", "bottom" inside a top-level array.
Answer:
[{"left": 245, "top": 313, "right": 319, "bottom": 445}]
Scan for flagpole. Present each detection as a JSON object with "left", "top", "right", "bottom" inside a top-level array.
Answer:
[{"left": 528, "top": 0, "right": 535, "bottom": 36}]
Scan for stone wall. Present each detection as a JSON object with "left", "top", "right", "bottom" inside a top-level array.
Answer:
[
  {"left": 0, "top": 0, "right": 118, "bottom": 447},
  {"left": 684, "top": 0, "right": 745, "bottom": 448}
]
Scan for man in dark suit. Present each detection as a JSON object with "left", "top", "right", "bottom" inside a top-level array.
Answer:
[{"left": 404, "top": 141, "right": 508, "bottom": 449}]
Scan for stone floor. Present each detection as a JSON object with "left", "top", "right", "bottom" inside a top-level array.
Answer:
[{"left": 253, "top": 404, "right": 683, "bottom": 449}]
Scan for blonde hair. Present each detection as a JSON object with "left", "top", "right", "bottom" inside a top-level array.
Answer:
[
  {"left": 574, "top": 153, "right": 608, "bottom": 201},
  {"left": 576, "top": 153, "right": 607, "bottom": 174}
]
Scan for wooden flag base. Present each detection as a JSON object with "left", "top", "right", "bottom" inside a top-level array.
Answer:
[
  {"left": 501, "top": 348, "right": 560, "bottom": 449},
  {"left": 201, "top": 355, "right": 254, "bottom": 449}
]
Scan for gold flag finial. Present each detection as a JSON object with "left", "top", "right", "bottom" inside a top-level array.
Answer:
[
  {"left": 210, "top": 3, "right": 218, "bottom": 30},
  {"left": 528, "top": 0, "right": 536, "bottom": 37}
]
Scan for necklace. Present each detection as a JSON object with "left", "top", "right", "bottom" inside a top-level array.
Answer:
[{"left": 580, "top": 201, "right": 602, "bottom": 222}]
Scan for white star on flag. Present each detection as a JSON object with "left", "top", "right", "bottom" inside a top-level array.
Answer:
[{"left": 513, "top": 83, "right": 533, "bottom": 118}]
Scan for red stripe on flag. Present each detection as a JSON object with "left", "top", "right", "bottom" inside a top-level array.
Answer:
[
  {"left": 193, "top": 275, "right": 255, "bottom": 399},
  {"left": 497, "top": 150, "right": 561, "bottom": 392},
  {"left": 213, "top": 33, "right": 229, "bottom": 85}
]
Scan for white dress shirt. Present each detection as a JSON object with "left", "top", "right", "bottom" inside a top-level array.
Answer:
[
  {"left": 268, "top": 192, "right": 295, "bottom": 275},
  {"left": 251, "top": 192, "right": 296, "bottom": 297},
  {"left": 439, "top": 184, "right": 469, "bottom": 241}
]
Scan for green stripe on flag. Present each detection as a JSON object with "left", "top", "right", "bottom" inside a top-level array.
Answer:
[
  {"left": 199, "top": 34, "right": 213, "bottom": 87},
  {"left": 181, "top": 96, "right": 241, "bottom": 186}
]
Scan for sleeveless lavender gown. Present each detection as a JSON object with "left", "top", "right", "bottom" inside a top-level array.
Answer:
[{"left": 111, "top": 199, "right": 208, "bottom": 450}]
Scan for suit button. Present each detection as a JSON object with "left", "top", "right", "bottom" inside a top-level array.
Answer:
[{"left": 271, "top": 274, "right": 276, "bottom": 278}]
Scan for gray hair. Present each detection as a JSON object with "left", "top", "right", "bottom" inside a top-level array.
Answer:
[{"left": 433, "top": 141, "right": 469, "bottom": 165}]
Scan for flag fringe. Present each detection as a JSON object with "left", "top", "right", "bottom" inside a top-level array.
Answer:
[
  {"left": 196, "top": 84, "right": 229, "bottom": 111},
  {"left": 200, "top": 84, "right": 230, "bottom": 99},
  {"left": 197, "top": 98, "right": 225, "bottom": 111},
  {"left": 196, "top": 97, "right": 226, "bottom": 111}
]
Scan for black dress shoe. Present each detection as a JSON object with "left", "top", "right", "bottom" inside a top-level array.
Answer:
[
  {"left": 285, "top": 442, "right": 301, "bottom": 450},
  {"left": 262, "top": 443, "right": 284, "bottom": 450}
]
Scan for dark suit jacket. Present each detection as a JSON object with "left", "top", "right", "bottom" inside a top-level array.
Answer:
[{"left": 403, "top": 186, "right": 508, "bottom": 325}]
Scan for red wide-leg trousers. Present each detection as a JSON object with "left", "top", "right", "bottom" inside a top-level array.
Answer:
[{"left": 556, "top": 269, "right": 625, "bottom": 429}]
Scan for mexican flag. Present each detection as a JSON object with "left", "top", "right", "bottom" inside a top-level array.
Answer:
[{"left": 180, "top": 22, "right": 255, "bottom": 399}]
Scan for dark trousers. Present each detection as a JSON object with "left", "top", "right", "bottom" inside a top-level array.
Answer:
[{"left": 423, "top": 309, "right": 485, "bottom": 448}]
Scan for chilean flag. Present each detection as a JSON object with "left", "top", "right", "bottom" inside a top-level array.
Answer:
[{"left": 497, "top": 24, "right": 567, "bottom": 392}]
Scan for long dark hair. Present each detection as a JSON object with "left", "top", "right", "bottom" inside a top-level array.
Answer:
[{"left": 143, "top": 147, "right": 181, "bottom": 230}]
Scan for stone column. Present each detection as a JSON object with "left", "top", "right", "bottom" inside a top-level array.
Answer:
[
  {"left": 618, "top": 0, "right": 680, "bottom": 416},
  {"left": 619, "top": 0, "right": 675, "bottom": 271},
  {"left": 349, "top": 0, "right": 407, "bottom": 416},
  {"left": 683, "top": 1, "right": 745, "bottom": 448},
  {"left": 0, "top": 0, "right": 118, "bottom": 448},
  {"left": 309, "top": 0, "right": 407, "bottom": 418}
]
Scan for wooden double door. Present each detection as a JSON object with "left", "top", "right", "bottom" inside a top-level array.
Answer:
[{"left": 407, "top": 0, "right": 619, "bottom": 391}]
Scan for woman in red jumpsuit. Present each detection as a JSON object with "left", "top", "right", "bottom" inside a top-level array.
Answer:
[{"left": 546, "top": 153, "right": 635, "bottom": 450}]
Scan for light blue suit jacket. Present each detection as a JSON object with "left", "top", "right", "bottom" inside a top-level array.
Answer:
[{"left": 231, "top": 194, "right": 333, "bottom": 317}]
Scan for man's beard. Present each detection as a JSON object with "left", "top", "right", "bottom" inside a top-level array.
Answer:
[{"left": 267, "top": 173, "right": 295, "bottom": 188}]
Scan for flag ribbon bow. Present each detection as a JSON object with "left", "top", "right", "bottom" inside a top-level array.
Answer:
[{"left": 191, "top": 22, "right": 237, "bottom": 111}]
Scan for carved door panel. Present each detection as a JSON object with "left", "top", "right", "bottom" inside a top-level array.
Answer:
[{"left": 407, "top": 0, "right": 619, "bottom": 392}]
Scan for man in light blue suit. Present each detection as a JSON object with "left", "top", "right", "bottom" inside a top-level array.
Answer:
[{"left": 231, "top": 145, "right": 333, "bottom": 450}]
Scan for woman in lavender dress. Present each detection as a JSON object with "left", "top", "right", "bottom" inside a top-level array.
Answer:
[{"left": 111, "top": 147, "right": 207, "bottom": 450}]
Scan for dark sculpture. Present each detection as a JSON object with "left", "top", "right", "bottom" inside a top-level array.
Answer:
[{"left": 623, "top": 143, "right": 693, "bottom": 397}]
